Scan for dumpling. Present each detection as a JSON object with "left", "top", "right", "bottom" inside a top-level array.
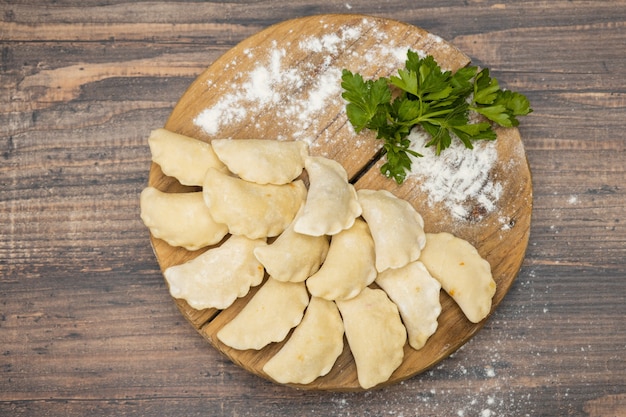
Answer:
[
  {"left": 253, "top": 213, "right": 329, "bottom": 283},
  {"left": 375, "top": 261, "right": 441, "bottom": 350},
  {"left": 217, "top": 278, "right": 309, "bottom": 350},
  {"left": 262, "top": 297, "right": 344, "bottom": 385},
  {"left": 140, "top": 187, "right": 228, "bottom": 250},
  {"left": 336, "top": 287, "right": 406, "bottom": 389},
  {"left": 306, "top": 218, "right": 376, "bottom": 301},
  {"left": 211, "top": 139, "right": 309, "bottom": 185},
  {"left": 357, "top": 189, "right": 426, "bottom": 272},
  {"left": 163, "top": 235, "right": 266, "bottom": 310},
  {"left": 148, "top": 128, "right": 225, "bottom": 186},
  {"left": 293, "top": 156, "right": 362, "bottom": 236},
  {"left": 203, "top": 168, "right": 307, "bottom": 239},
  {"left": 419, "top": 232, "right": 496, "bottom": 323}
]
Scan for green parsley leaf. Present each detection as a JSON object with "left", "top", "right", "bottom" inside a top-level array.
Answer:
[
  {"left": 472, "top": 68, "right": 501, "bottom": 105},
  {"left": 470, "top": 69, "right": 533, "bottom": 127},
  {"left": 381, "top": 136, "right": 421, "bottom": 184},
  {"left": 341, "top": 51, "right": 532, "bottom": 184},
  {"left": 341, "top": 69, "right": 392, "bottom": 132}
]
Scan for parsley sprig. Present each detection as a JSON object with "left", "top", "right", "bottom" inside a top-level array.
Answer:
[{"left": 341, "top": 50, "right": 532, "bottom": 184}]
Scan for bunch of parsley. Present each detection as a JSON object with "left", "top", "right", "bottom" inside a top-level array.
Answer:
[{"left": 341, "top": 50, "right": 532, "bottom": 184}]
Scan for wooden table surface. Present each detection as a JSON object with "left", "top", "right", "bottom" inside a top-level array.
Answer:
[{"left": 1, "top": 1, "right": 625, "bottom": 416}]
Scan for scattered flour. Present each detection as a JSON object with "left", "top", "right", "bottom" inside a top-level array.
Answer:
[
  {"left": 194, "top": 46, "right": 302, "bottom": 137},
  {"left": 194, "top": 18, "right": 414, "bottom": 145},
  {"left": 407, "top": 128, "right": 501, "bottom": 221},
  {"left": 298, "top": 25, "right": 363, "bottom": 55}
]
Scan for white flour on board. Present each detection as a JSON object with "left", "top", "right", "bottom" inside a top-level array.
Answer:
[
  {"left": 407, "top": 128, "right": 501, "bottom": 221},
  {"left": 193, "top": 18, "right": 416, "bottom": 144}
]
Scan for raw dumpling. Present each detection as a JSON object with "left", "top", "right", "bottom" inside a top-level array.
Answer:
[
  {"left": 217, "top": 278, "right": 309, "bottom": 350},
  {"left": 211, "top": 139, "right": 308, "bottom": 185},
  {"left": 375, "top": 261, "right": 441, "bottom": 350},
  {"left": 163, "top": 235, "right": 266, "bottom": 310},
  {"left": 336, "top": 287, "right": 406, "bottom": 389},
  {"left": 203, "top": 168, "right": 307, "bottom": 239},
  {"left": 148, "top": 128, "right": 225, "bottom": 186},
  {"left": 253, "top": 214, "right": 329, "bottom": 282},
  {"left": 357, "top": 189, "right": 426, "bottom": 272},
  {"left": 263, "top": 297, "right": 344, "bottom": 385},
  {"left": 306, "top": 218, "right": 376, "bottom": 301},
  {"left": 140, "top": 187, "right": 228, "bottom": 250},
  {"left": 419, "top": 232, "right": 496, "bottom": 323},
  {"left": 293, "top": 156, "right": 362, "bottom": 236}
]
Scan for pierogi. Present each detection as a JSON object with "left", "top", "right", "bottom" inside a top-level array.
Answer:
[
  {"left": 306, "top": 218, "right": 377, "bottom": 301},
  {"left": 336, "top": 287, "right": 406, "bottom": 389},
  {"left": 163, "top": 235, "right": 266, "bottom": 310},
  {"left": 375, "top": 261, "right": 442, "bottom": 350},
  {"left": 358, "top": 189, "right": 426, "bottom": 272},
  {"left": 211, "top": 139, "right": 309, "bottom": 185},
  {"left": 293, "top": 156, "right": 362, "bottom": 236},
  {"left": 419, "top": 232, "right": 496, "bottom": 323},
  {"left": 148, "top": 128, "right": 225, "bottom": 186},
  {"left": 262, "top": 297, "right": 344, "bottom": 385},
  {"left": 142, "top": 129, "right": 501, "bottom": 390},
  {"left": 140, "top": 187, "right": 228, "bottom": 251},
  {"left": 217, "top": 278, "right": 309, "bottom": 350},
  {"left": 203, "top": 167, "right": 307, "bottom": 239},
  {"left": 253, "top": 213, "right": 329, "bottom": 283}
]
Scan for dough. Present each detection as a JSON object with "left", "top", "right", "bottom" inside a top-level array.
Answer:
[
  {"left": 419, "top": 232, "right": 496, "bottom": 323},
  {"left": 140, "top": 187, "right": 228, "bottom": 250},
  {"left": 376, "top": 261, "right": 441, "bottom": 350},
  {"left": 163, "top": 235, "right": 266, "bottom": 310},
  {"left": 217, "top": 278, "right": 309, "bottom": 350},
  {"left": 148, "top": 128, "right": 225, "bottom": 186},
  {"left": 254, "top": 213, "right": 329, "bottom": 283},
  {"left": 263, "top": 297, "right": 344, "bottom": 384},
  {"left": 336, "top": 287, "right": 406, "bottom": 389},
  {"left": 306, "top": 218, "right": 376, "bottom": 301},
  {"left": 293, "top": 156, "right": 362, "bottom": 236},
  {"left": 211, "top": 139, "right": 308, "bottom": 185},
  {"left": 357, "top": 188, "right": 426, "bottom": 272},
  {"left": 203, "top": 168, "right": 307, "bottom": 239}
]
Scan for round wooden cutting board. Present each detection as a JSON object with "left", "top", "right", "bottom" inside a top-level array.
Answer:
[{"left": 147, "top": 14, "right": 532, "bottom": 391}]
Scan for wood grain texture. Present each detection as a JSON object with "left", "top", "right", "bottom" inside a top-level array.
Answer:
[{"left": 1, "top": 0, "right": 625, "bottom": 415}]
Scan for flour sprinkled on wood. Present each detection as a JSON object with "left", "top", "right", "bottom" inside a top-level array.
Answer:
[{"left": 407, "top": 128, "right": 502, "bottom": 221}]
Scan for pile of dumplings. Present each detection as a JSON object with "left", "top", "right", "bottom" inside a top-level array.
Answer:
[{"left": 140, "top": 128, "right": 497, "bottom": 389}]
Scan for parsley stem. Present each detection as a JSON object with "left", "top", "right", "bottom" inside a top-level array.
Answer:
[{"left": 399, "top": 108, "right": 454, "bottom": 128}]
